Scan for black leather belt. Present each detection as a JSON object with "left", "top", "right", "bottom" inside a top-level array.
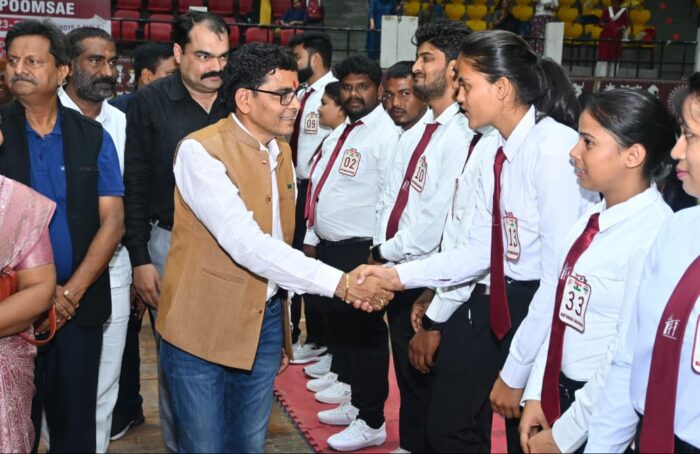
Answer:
[
  {"left": 505, "top": 277, "right": 540, "bottom": 289},
  {"left": 318, "top": 237, "right": 373, "bottom": 247}
]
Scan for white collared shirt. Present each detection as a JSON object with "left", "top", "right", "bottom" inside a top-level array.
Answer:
[
  {"left": 426, "top": 127, "right": 499, "bottom": 322},
  {"left": 586, "top": 205, "right": 700, "bottom": 453},
  {"left": 305, "top": 104, "right": 399, "bottom": 243},
  {"left": 174, "top": 114, "right": 343, "bottom": 301},
  {"left": 376, "top": 103, "right": 480, "bottom": 264},
  {"left": 58, "top": 87, "right": 132, "bottom": 288},
  {"left": 520, "top": 186, "right": 671, "bottom": 453},
  {"left": 294, "top": 71, "right": 337, "bottom": 179},
  {"left": 395, "top": 106, "right": 598, "bottom": 321}
]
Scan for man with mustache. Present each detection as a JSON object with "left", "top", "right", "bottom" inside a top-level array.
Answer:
[
  {"left": 57, "top": 26, "right": 130, "bottom": 453},
  {"left": 286, "top": 31, "right": 336, "bottom": 369},
  {"left": 122, "top": 10, "right": 230, "bottom": 451},
  {"left": 0, "top": 20, "right": 124, "bottom": 452},
  {"left": 303, "top": 55, "right": 398, "bottom": 451}
]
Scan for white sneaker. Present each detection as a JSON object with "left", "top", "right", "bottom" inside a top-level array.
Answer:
[
  {"left": 304, "top": 354, "right": 332, "bottom": 378},
  {"left": 391, "top": 448, "right": 411, "bottom": 453},
  {"left": 327, "top": 419, "right": 386, "bottom": 451},
  {"left": 307, "top": 372, "right": 338, "bottom": 393},
  {"left": 315, "top": 381, "right": 351, "bottom": 404},
  {"left": 290, "top": 342, "right": 327, "bottom": 365},
  {"left": 318, "top": 401, "right": 359, "bottom": 426}
]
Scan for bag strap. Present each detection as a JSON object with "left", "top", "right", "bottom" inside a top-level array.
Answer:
[{"left": 19, "top": 303, "right": 57, "bottom": 346}]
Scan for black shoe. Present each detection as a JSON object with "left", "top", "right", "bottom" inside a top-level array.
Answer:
[{"left": 110, "top": 407, "right": 145, "bottom": 441}]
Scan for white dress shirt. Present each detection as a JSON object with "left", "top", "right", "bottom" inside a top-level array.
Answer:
[
  {"left": 174, "top": 114, "right": 343, "bottom": 302},
  {"left": 376, "top": 103, "right": 479, "bottom": 264},
  {"left": 426, "top": 127, "right": 499, "bottom": 323},
  {"left": 395, "top": 107, "right": 598, "bottom": 304},
  {"left": 586, "top": 205, "right": 700, "bottom": 452},
  {"left": 304, "top": 104, "right": 399, "bottom": 244},
  {"left": 520, "top": 186, "right": 671, "bottom": 452},
  {"left": 294, "top": 71, "right": 337, "bottom": 179},
  {"left": 58, "top": 87, "right": 132, "bottom": 289}
]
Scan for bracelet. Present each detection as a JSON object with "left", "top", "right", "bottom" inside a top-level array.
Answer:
[{"left": 343, "top": 273, "right": 350, "bottom": 301}]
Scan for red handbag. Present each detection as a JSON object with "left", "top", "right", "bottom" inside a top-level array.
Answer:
[{"left": 1, "top": 266, "right": 57, "bottom": 346}]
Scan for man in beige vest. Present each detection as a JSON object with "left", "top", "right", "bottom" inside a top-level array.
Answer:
[{"left": 155, "top": 43, "right": 391, "bottom": 453}]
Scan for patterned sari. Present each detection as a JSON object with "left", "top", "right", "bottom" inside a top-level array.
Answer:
[{"left": 0, "top": 175, "right": 55, "bottom": 453}]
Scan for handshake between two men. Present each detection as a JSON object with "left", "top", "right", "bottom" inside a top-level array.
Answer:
[{"left": 333, "top": 264, "right": 405, "bottom": 311}]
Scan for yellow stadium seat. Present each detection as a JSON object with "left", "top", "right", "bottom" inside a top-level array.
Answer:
[
  {"left": 582, "top": 7, "right": 603, "bottom": 17},
  {"left": 467, "top": 4, "right": 488, "bottom": 20},
  {"left": 557, "top": 6, "right": 579, "bottom": 22},
  {"left": 629, "top": 8, "right": 651, "bottom": 26},
  {"left": 404, "top": 1, "right": 420, "bottom": 15},
  {"left": 512, "top": 4, "right": 533, "bottom": 21},
  {"left": 559, "top": 0, "right": 576, "bottom": 7},
  {"left": 601, "top": 0, "right": 611, "bottom": 6},
  {"left": 451, "top": 0, "right": 466, "bottom": 4},
  {"left": 466, "top": 19, "right": 488, "bottom": 31},
  {"left": 585, "top": 0, "right": 600, "bottom": 6},
  {"left": 445, "top": 3, "right": 466, "bottom": 20},
  {"left": 585, "top": 23, "right": 603, "bottom": 39},
  {"left": 514, "top": 0, "right": 531, "bottom": 5},
  {"left": 473, "top": 0, "right": 488, "bottom": 4},
  {"left": 564, "top": 22, "right": 583, "bottom": 38}
]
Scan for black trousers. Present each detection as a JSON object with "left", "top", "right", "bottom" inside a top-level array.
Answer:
[
  {"left": 557, "top": 373, "right": 587, "bottom": 453},
  {"left": 316, "top": 238, "right": 389, "bottom": 429},
  {"left": 290, "top": 178, "right": 327, "bottom": 346},
  {"left": 427, "top": 279, "right": 539, "bottom": 453},
  {"left": 32, "top": 321, "right": 103, "bottom": 453},
  {"left": 112, "top": 304, "right": 144, "bottom": 422},
  {"left": 387, "top": 287, "right": 434, "bottom": 452}
]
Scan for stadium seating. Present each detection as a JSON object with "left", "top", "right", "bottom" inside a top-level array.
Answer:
[
  {"left": 147, "top": 0, "right": 172, "bottom": 13},
  {"left": 445, "top": 3, "right": 466, "bottom": 20},
  {"left": 271, "top": 0, "right": 292, "bottom": 19},
  {"left": 144, "top": 14, "right": 173, "bottom": 41},
  {"left": 466, "top": 19, "right": 487, "bottom": 31},
  {"left": 112, "top": 10, "right": 140, "bottom": 41},
  {"left": 208, "top": 0, "right": 235, "bottom": 16},
  {"left": 512, "top": 4, "right": 534, "bottom": 21},
  {"left": 115, "top": 0, "right": 142, "bottom": 11},
  {"left": 178, "top": 0, "right": 204, "bottom": 13},
  {"left": 467, "top": 4, "right": 487, "bottom": 20},
  {"left": 245, "top": 27, "right": 273, "bottom": 43},
  {"left": 239, "top": 0, "right": 254, "bottom": 16},
  {"left": 280, "top": 28, "right": 303, "bottom": 45},
  {"left": 403, "top": 1, "right": 421, "bottom": 16}
]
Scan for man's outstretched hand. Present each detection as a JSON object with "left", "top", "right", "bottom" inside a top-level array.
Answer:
[{"left": 338, "top": 265, "right": 405, "bottom": 312}]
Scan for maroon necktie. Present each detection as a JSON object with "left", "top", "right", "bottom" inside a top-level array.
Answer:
[
  {"left": 541, "top": 213, "right": 601, "bottom": 425},
  {"left": 466, "top": 132, "right": 483, "bottom": 164},
  {"left": 304, "top": 139, "right": 326, "bottom": 220},
  {"left": 385, "top": 122, "right": 440, "bottom": 240},
  {"left": 290, "top": 87, "right": 315, "bottom": 166},
  {"left": 307, "top": 121, "right": 362, "bottom": 227},
  {"left": 640, "top": 255, "right": 700, "bottom": 453},
  {"left": 490, "top": 147, "right": 511, "bottom": 340}
]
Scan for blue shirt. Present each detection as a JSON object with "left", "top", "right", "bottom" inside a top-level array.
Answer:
[{"left": 27, "top": 108, "right": 125, "bottom": 282}]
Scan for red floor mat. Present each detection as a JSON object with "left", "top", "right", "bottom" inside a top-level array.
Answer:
[{"left": 274, "top": 361, "right": 508, "bottom": 453}]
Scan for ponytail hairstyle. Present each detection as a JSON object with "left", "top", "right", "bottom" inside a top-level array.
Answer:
[
  {"left": 584, "top": 88, "right": 676, "bottom": 182},
  {"left": 459, "top": 30, "right": 579, "bottom": 129}
]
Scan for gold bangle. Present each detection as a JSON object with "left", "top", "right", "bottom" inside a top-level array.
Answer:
[{"left": 343, "top": 272, "right": 350, "bottom": 301}]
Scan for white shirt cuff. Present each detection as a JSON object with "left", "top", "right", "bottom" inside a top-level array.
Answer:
[
  {"left": 395, "top": 259, "right": 424, "bottom": 288},
  {"left": 500, "top": 354, "right": 531, "bottom": 389},
  {"left": 552, "top": 412, "right": 587, "bottom": 453},
  {"left": 426, "top": 293, "right": 463, "bottom": 323},
  {"left": 312, "top": 264, "right": 343, "bottom": 298}
]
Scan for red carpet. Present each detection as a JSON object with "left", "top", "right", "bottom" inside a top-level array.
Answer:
[{"left": 274, "top": 361, "right": 507, "bottom": 453}]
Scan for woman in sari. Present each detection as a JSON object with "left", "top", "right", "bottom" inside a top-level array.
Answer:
[{"left": 0, "top": 123, "right": 57, "bottom": 452}]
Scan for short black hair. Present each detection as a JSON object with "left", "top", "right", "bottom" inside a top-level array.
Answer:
[
  {"left": 290, "top": 31, "right": 333, "bottom": 68},
  {"left": 412, "top": 19, "right": 472, "bottom": 61},
  {"left": 220, "top": 43, "right": 297, "bottom": 113},
  {"left": 4, "top": 19, "right": 69, "bottom": 66},
  {"left": 333, "top": 55, "right": 382, "bottom": 87},
  {"left": 133, "top": 42, "right": 174, "bottom": 81},
  {"left": 323, "top": 81, "right": 341, "bottom": 106},
  {"left": 173, "top": 10, "right": 229, "bottom": 50},
  {"left": 383, "top": 60, "right": 414, "bottom": 83},
  {"left": 66, "top": 27, "right": 115, "bottom": 60}
]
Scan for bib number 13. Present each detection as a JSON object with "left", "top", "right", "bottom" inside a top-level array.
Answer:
[{"left": 503, "top": 213, "right": 520, "bottom": 260}]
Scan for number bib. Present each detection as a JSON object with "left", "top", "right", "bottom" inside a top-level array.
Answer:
[
  {"left": 410, "top": 156, "right": 428, "bottom": 192},
  {"left": 339, "top": 148, "right": 361, "bottom": 177},
  {"left": 559, "top": 274, "right": 591, "bottom": 333},
  {"left": 304, "top": 111, "right": 319, "bottom": 134},
  {"left": 693, "top": 314, "right": 700, "bottom": 374},
  {"left": 503, "top": 212, "right": 521, "bottom": 260}
]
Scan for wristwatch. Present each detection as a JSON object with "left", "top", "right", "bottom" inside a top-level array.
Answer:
[
  {"left": 421, "top": 313, "right": 446, "bottom": 331},
  {"left": 370, "top": 244, "right": 388, "bottom": 264}
]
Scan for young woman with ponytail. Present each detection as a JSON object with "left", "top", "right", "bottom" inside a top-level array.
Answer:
[{"left": 355, "top": 30, "right": 599, "bottom": 452}]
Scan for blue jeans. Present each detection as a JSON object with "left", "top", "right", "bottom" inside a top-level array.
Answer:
[{"left": 161, "top": 297, "right": 283, "bottom": 453}]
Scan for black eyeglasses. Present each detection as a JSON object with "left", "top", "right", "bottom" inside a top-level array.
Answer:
[{"left": 249, "top": 86, "right": 305, "bottom": 106}]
